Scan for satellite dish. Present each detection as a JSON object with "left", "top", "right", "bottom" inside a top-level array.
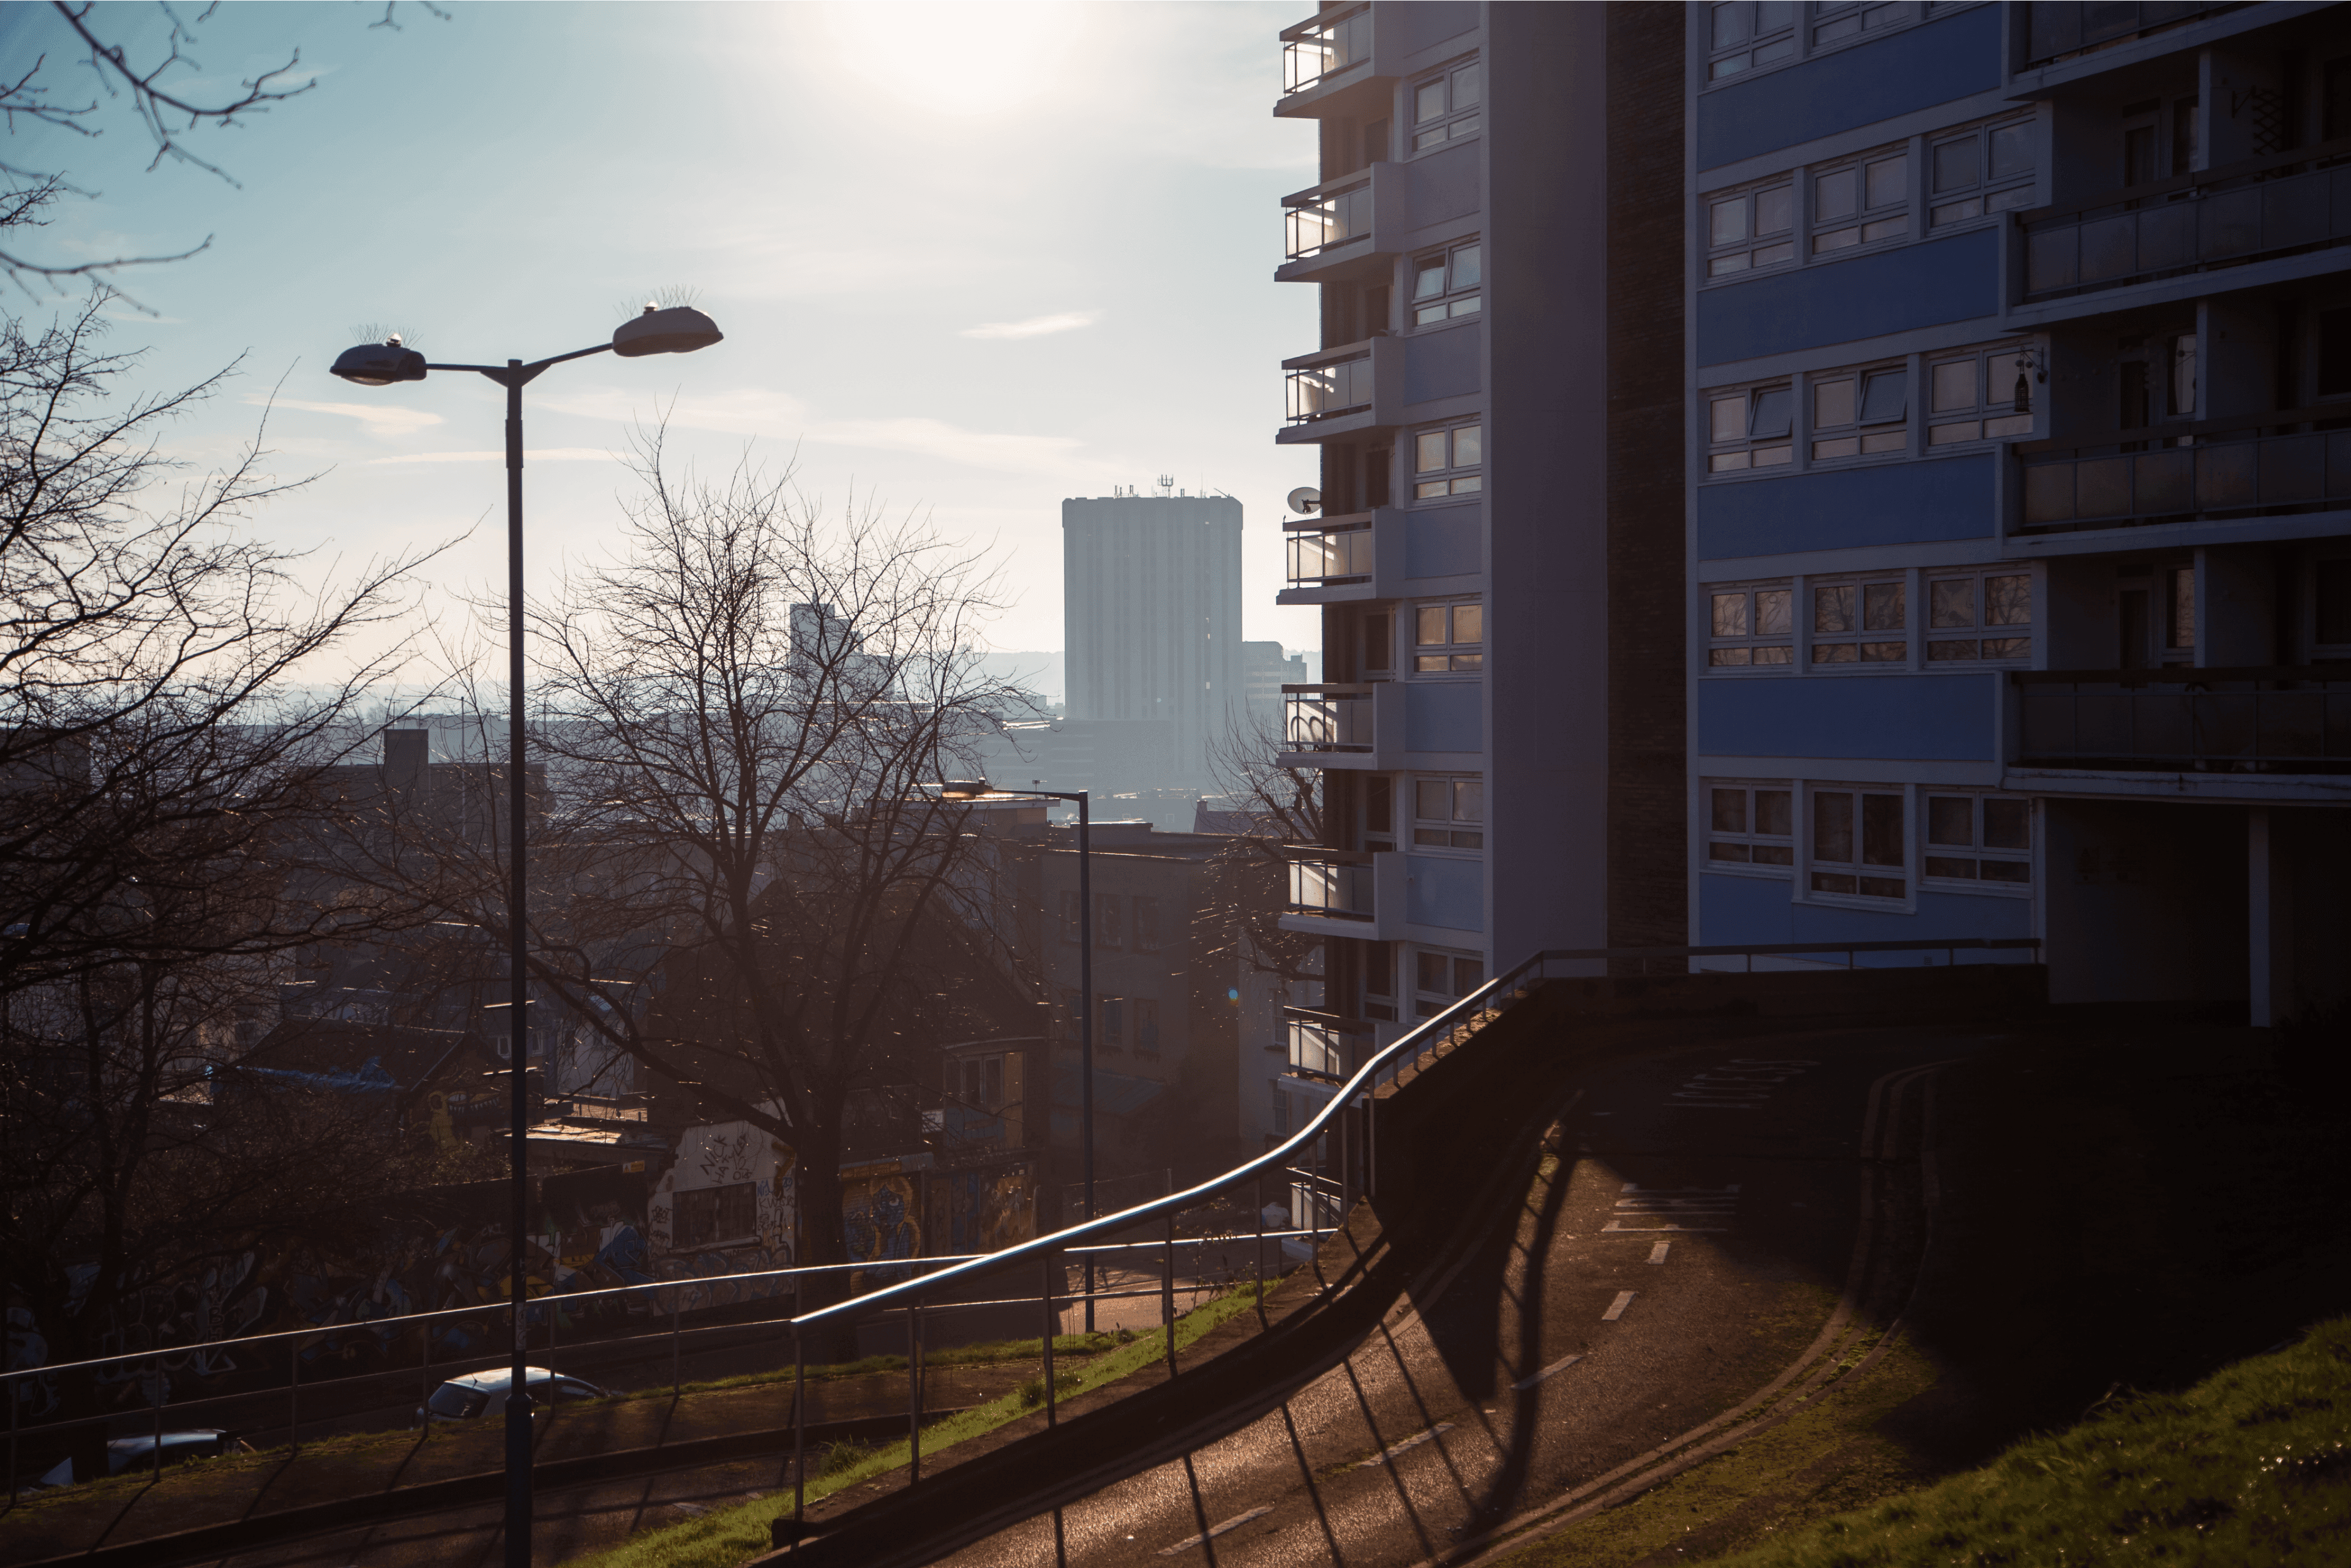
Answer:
[{"left": 1286, "top": 487, "right": 1322, "bottom": 515}]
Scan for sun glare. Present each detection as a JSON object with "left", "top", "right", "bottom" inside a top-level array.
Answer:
[{"left": 818, "top": 1, "right": 1084, "bottom": 116}]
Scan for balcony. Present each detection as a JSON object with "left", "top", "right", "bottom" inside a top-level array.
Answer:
[
  {"left": 1286, "top": 177, "right": 1372, "bottom": 260},
  {"left": 2012, "top": 407, "right": 2351, "bottom": 535},
  {"left": 2020, "top": 137, "right": 2351, "bottom": 304},
  {"left": 1286, "top": 351, "right": 1373, "bottom": 424},
  {"left": 1280, "top": 683, "right": 1379, "bottom": 768},
  {"left": 1280, "top": 1008, "right": 1372, "bottom": 1081},
  {"left": 1281, "top": 5, "right": 1373, "bottom": 97},
  {"left": 1285, "top": 849, "right": 1374, "bottom": 923},
  {"left": 1284, "top": 518, "right": 1373, "bottom": 589},
  {"left": 2012, "top": 667, "right": 2351, "bottom": 774},
  {"left": 1278, "top": 167, "right": 1395, "bottom": 285},
  {"left": 1279, "top": 337, "right": 1398, "bottom": 441}
]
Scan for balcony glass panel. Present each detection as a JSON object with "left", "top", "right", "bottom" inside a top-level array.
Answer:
[
  {"left": 1284, "top": 7, "right": 1373, "bottom": 94},
  {"left": 1288, "top": 858, "right": 1374, "bottom": 918},
  {"left": 1283, "top": 1013, "right": 1363, "bottom": 1078},
  {"left": 1286, "top": 182, "right": 1374, "bottom": 260},
  {"left": 2015, "top": 670, "right": 2351, "bottom": 773},
  {"left": 1286, "top": 526, "right": 1373, "bottom": 585},
  {"left": 1286, "top": 354, "right": 1374, "bottom": 422},
  {"left": 2016, "top": 417, "right": 2351, "bottom": 535},
  {"left": 1283, "top": 686, "right": 1374, "bottom": 752}
]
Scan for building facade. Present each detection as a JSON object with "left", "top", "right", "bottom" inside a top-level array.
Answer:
[
  {"left": 1267, "top": 4, "right": 1690, "bottom": 1099},
  {"left": 1686, "top": 1, "right": 2350, "bottom": 1021},
  {"left": 1063, "top": 492, "right": 1246, "bottom": 786}
]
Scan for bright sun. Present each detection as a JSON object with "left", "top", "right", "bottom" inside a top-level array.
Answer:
[{"left": 817, "top": 2, "right": 1088, "bottom": 117}]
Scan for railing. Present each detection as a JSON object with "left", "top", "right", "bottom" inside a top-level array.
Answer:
[
  {"left": 2013, "top": 407, "right": 2351, "bottom": 533},
  {"left": 2013, "top": 667, "right": 2351, "bottom": 773},
  {"left": 2020, "top": 135, "right": 2351, "bottom": 301},
  {"left": 1284, "top": 521, "right": 1373, "bottom": 586},
  {"left": 1285, "top": 849, "right": 1374, "bottom": 920},
  {"left": 1284, "top": 178, "right": 1373, "bottom": 260},
  {"left": 1281, "top": 4, "right": 1372, "bottom": 94},
  {"left": 1282, "top": 683, "right": 1374, "bottom": 751},
  {"left": 1283, "top": 1008, "right": 1372, "bottom": 1079},
  {"left": 2019, "top": 1, "right": 2238, "bottom": 71},
  {"left": 1285, "top": 352, "right": 1373, "bottom": 424}
]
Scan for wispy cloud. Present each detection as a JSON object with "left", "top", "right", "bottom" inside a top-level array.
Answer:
[
  {"left": 365, "top": 448, "right": 617, "bottom": 465},
  {"left": 958, "top": 310, "right": 1101, "bottom": 341},
  {"left": 249, "top": 396, "right": 444, "bottom": 438},
  {"left": 804, "top": 416, "right": 1097, "bottom": 476},
  {"left": 533, "top": 386, "right": 810, "bottom": 438}
]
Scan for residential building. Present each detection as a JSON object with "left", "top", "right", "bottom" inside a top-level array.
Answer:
[
  {"left": 1268, "top": 4, "right": 1689, "bottom": 1106},
  {"left": 1063, "top": 491, "right": 1245, "bottom": 785},
  {"left": 1685, "top": 1, "right": 2350, "bottom": 1021},
  {"left": 1243, "top": 640, "right": 1310, "bottom": 733}
]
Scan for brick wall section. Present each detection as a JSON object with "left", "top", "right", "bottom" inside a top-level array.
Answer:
[{"left": 1607, "top": 3, "right": 1691, "bottom": 954}]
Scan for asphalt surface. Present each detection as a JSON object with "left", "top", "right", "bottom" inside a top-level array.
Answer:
[{"left": 926, "top": 1024, "right": 1972, "bottom": 1568}]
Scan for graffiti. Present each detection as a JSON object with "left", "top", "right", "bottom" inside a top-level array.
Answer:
[
  {"left": 842, "top": 1170, "right": 921, "bottom": 1285},
  {"left": 696, "top": 1127, "right": 756, "bottom": 1185}
]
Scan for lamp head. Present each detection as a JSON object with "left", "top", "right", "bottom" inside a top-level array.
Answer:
[
  {"left": 939, "top": 780, "right": 994, "bottom": 800},
  {"left": 329, "top": 337, "right": 427, "bottom": 387},
  {"left": 612, "top": 302, "right": 724, "bottom": 358}
]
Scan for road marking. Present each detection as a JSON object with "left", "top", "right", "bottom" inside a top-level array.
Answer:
[
  {"left": 1363, "top": 1422, "right": 1455, "bottom": 1466},
  {"left": 1157, "top": 1506, "right": 1274, "bottom": 1556},
  {"left": 1670, "top": 1057, "right": 1817, "bottom": 1108},
  {"left": 1648, "top": 1241, "right": 1671, "bottom": 1264},
  {"left": 1607, "top": 1184, "right": 1739, "bottom": 1233},
  {"left": 1512, "top": 1352, "right": 1584, "bottom": 1390},
  {"left": 1602, "top": 1291, "right": 1636, "bottom": 1321}
]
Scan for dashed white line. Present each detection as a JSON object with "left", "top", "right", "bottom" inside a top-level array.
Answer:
[
  {"left": 1512, "top": 1352, "right": 1583, "bottom": 1390},
  {"left": 1363, "top": 1422, "right": 1455, "bottom": 1466},
  {"left": 1648, "top": 1241, "right": 1671, "bottom": 1264},
  {"left": 1602, "top": 1290, "right": 1637, "bottom": 1321},
  {"left": 1157, "top": 1506, "right": 1274, "bottom": 1556}
]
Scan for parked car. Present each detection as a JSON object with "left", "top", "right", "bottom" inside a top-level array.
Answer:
[
  {"left": 416, "top": 1366, "right": 609, "bottom": 1425},
  {"left": 106, "top": 1430, "right": 252, "bottom": 1476}
]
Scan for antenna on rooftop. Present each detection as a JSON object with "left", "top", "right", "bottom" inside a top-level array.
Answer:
[{"left": 1157, "top": 474, "right": 1175, "bottom": 496}]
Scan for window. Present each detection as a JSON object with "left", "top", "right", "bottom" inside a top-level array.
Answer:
[
  {"left": 1412, "top": 776, "right": 1483, "bottom": 850},
  {"left": 675, "top": 1182, "right": 757, "bottom": 1247},
  {"left": 1708, "top": 582, "right": 1794, "bottom": 666},
  {"left": 1810, "top": 577, "right": 1907, "bottom": 663},
  {"left": 1134, "top": 998, "right": 1161, "bottom": 1057},
  {"left": 1411, "top": 241, "right": 1482, "bottom": 327},
  {"left": 1926, "top": 347, "right": 2038, "bottom": 446},
  {"left": 1413, "top": 422, "right": 1482, "bottom": 498},
  {"left": 1924, "top": 795, "right": 2031, "bottom": 887},
  {"left": 1413, "top": 949, "right": 1485, "bottom": 1018},
  {"left": 1133, "top": 896, "right": 1163, "bottom": 953},
  {"left": 1101, "top": 996, "right": 1125, "bottom": 1052},
  {"left": 1363, "top": 609, "right": 1393, "bottom": 675},
  {"left": 953, "top": 1052, "right": 1007, "bottom": 1109},
  {"left": 1810, "top": 787, "right": 1905, "bottom": 899},
  {"left": 1411, "top": 60, "right": 1480, "bottom": 151},
  {"left": 1706, "top": 1, "right": 1795, "bottom": 80},
  {"left": 1706, "top": 180, "right": 1796, "bottom": 277},
  {"left": 1812, "top": 148, "right": 1908, "bottom": 255},
  {"left": 1809, "top": 367, "right": 1908, "bottom": 460},
  {"left": 1706, "top": 782, "right": 1794, "bottom": 868},
  {"left": 1414, "top": 601, "right": 1483, "bottom": 671},
  {"left": 1925, "top": 570, "right": 2032, "bottom": 662},
  {"left": 1059, "top": 890, "right": 1081, "bottom": 945},
  {"left": 1363, "top": 776, "right": 1395, "bottom": 852},
  {"left": 1095, "top": 893, "right": 1123, "bottom": 948},
  {"left": 1929, "top": 118, "right": 2035, "bottom": 228},
  {"left": 1706, "top": 383, "right": 1793, "bottom": 471},
  {"left": 1363, "top": 938, "right": 1396, "bottom": 1021},
  {"left": 1813, "top": 1, "right": 1912, "bottom": 48}
]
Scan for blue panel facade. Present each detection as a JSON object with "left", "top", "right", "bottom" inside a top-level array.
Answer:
[
  {"left": 1405, "top": 853, "right": 1483, "bottom": 931},
  {"left": 1696, "top": 230, "right": 1999, "bottom": 365},
  {"left": 1404, "top": 325, "right": 1480, "bottom": 402},
  {"left": 1695, "top": 6, "right": 2002, "bottom": 170},
  {"left": 1701, "top": 874, "right": 2031, "bottom": 954},
  {"left": 1406, "top": 680, "right": 1482, "bottom": 752},
  {"left": 1696, "top": 673, "right": 1995, "bottom": 761},
  {"left": 1408, "top": 142, "right": 1482, "bottom": 228},
  {"left": 1697, "top": 454, "right": 1993, "bottom": 560},
  {"left": 1404, "top": 503, "right": 1480, "bottom": 577}
]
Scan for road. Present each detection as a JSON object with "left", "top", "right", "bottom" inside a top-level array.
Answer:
[{"left": 926, "top": 1024, "right": 1968, "bottom": 1568}]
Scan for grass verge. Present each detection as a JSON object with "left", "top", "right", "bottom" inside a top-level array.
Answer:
[{"left": 564, "top": 1283, "right": 1268, "bottom": 1568}]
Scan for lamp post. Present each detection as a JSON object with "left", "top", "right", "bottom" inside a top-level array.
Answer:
[
  {"left": 936, "top": 780, "right": 1097, "bottom": 1330},
  {"left": 330, "top": 304, "right": 722, "bottom": 1568}
]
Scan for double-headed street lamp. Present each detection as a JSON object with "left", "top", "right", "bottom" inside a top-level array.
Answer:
[
  {"left": 331, "top": 304, "right": 722, "bottom": 1567},
  {"left": 936, "top": 780, "right": 1100, "bottom": 1331}
]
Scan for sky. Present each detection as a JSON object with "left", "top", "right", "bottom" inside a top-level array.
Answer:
[{"left": 2, "top": 1, "right": 1322, "bottom": 691}]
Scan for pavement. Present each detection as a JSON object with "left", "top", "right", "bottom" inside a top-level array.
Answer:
[{"left": 924, "top": 1022, "right": 1974, "bottom": 1568}]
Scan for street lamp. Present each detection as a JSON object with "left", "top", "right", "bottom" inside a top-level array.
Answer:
[
  {"left": 936, "top": 779, "right": 1099, "bottom": 1331},
  {"left": 331, "top": 303, "right": 722, "bottom": 1568}
]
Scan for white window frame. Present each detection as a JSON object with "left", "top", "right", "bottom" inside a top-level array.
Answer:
[
  {"left": 1927, "top": 115, "right": 2037, "bottom": 230},
  {"left": 1411, "top": 240, "right": 1483, "bottom": 329},
  {"left": 1925, "top": 342, "right": 2041, "bottom": 449},
  {"left": 1706, "top": 580, "right": 1794, "bottom": 668},
  {"left": 1411, "top": 946, "right": 1485, "bottom": 1019},
  {"left": 1704, "top": 1, "right": 1798, "bottom": 82},
  {"left": 1921, "top": 792, "right": 2033, "bottom": 895},
  {"left": 1807, "top": 364, "right": 1909, "bottom": 463},
  {"left": 1705, "top": 382, "right": 1794, "bottom": 473},
  {"left": 1409, "top": 774, "right": 1485, "bottom": 853},
  {"left": 1704, "top": 1, "right": 1956, "bottom": 91},
  {"left": 1704, "top": 178, "right": 1797, "bottom": 279},
  {"left": 1809, "top": 143, "right": 1910, "bottom": 257},
  {"left": 1923, "top": 567, "right": 2034, "bottom": 666},
  {"left": 1703, "top": 779, "right": 1796, "bottom": 875},
  {"left": 1807, "top": 573, "right": 1911, "bottom": 666},
  {"left": 1409, "top": 59, "right": 1481, "bottom": 152},
  {"left": 1412, "top": 598, "right": 1485, "bottom": 673},
  {"left": 1805, "top": 782, "right": 1910, "bottom": 905},
  {"left": 1412, "top": 421, "right": 1483, "bottom": 500}
]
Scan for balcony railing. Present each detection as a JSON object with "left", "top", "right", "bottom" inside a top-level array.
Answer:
[
  {"left": 2012, "top": 667, "right": 2351, "bottom": 773},
  {"left": 1286, "top": 849, "right": 1374, "bottom": 920},
  {"left": 2019, "top": 2, "right": 2239, "bottom": 71},
  {"left": 2014, "top": 407, "right": 2351, "bottom": 534},
  {"left": 1284, "top": 178, "right": 1373, "bottom": 260},
  {"left": 1282, "top": 1008, "right": 1371, "bottom": 1080},
  {"left": 2020, "top": 135, "right": 2351, "bottom": 302},
  {"left": 1284, "top": 519, "right": 1373, "bottom": 586},
  {"left": 1283, "top": 683, "right": 1375, "bottom": 752},
  {"left": 1281, "top": 5, "right": 1372, "bottom": 94},
  {"left": 1285, "top": 351, "right": 1373, "bottom": 424}
]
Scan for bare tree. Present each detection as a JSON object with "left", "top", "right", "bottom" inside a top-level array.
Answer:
[{"left": 1199, "top": 710, "right": 1323, "bottom": 991}]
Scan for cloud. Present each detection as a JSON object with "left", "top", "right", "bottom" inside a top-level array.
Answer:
[
  {"left": 249, "top": 396, "right": 444, "bottom": 438},
  {"left": 958, "top": 310, "right": 1101, "bottom": 341},
  {"left": 804, "top": 417, "right": 1098, "bottom": 476},
  {"left": 533, "top": 386, "right": 810, "bottom": 438},
  {"left": 364, "top": 448, "right": 618, "bottom": 465}
]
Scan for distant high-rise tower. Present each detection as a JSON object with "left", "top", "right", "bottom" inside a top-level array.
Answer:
[{"left": 1062, "top": 493, "right": 1243, "bottom": 784}]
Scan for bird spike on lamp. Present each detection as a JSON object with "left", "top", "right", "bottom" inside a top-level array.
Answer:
[
  {"left": 330, "top": 334, "right": 427, "bottom": 386},
  {"left": 613, "top": 301, "right": 725, "bottom": 358},
  {"left": 939, "top": 780, "right": 994, "bottom": 800}
]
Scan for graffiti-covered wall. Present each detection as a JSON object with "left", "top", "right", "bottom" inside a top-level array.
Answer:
[{"left": 648, "top": 1119, "right": 798, "bottom": 1265}]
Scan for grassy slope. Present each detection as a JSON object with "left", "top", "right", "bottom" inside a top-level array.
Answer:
[{"left": 566, "top": 1286, "right": 1265, "bottom": 1568}]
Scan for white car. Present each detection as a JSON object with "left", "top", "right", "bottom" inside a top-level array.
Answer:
[{"left": 417, "top": 1366, "right": 609, "bottom": 1425}]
